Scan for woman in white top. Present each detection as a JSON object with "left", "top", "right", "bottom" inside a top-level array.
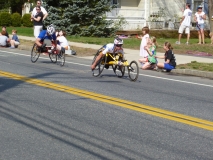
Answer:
[
  {"left": 56, "top": 30, "right": 69, "bottom": 51},
  {"left": 194, "top": 5, "right": 206, "bottom": 44}
]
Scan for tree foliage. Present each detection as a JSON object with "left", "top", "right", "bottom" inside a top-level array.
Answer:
[{"left": 43, "top": 0, "right": 122, "bottom": 37}]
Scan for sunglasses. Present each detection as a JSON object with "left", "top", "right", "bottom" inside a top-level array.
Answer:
[
  {"left": 115, "top": 44, "right": 122, "bottom": 47},
  {"left": 37, "top": 3, "right": 41, "bottom": 4}
]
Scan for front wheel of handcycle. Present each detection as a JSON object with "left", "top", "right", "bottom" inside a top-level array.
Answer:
[
  {"left": 128, "top": 60, "right": 139, "bottom": 81},
  {"left": 112, "top": 65, "right": 125, "bottom": 78},
  {"left": 49, "top": 52, "right": 57, "bottom": 63},
  {"left": 57, "top": 50, "right": 65, "bottom": 66},
  {"left": 31, "top": 43, "right": 41, "bottom": 63},
  {"left": 92, "top": 50, "right": 107, "bottom": 77}
]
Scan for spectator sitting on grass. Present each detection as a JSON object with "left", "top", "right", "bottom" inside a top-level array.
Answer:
[
  {"left": 140, "top": 37, "right": 158, "bottom": 70},
  {"left": 155, "top": 42, "right": 176, "bottom": 72},
  {"left": 9, "top": 29, "right": 20, "bottom": 49},
  {"left": 0, "top": 31, "right": 10, "bottom": 47},
  {"left": 2, "top": 26, "right": 9, "bottom": 38}
]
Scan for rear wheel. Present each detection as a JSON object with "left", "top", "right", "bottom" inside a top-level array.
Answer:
[
  {"left": 58, "top": 50, "right": 65, "bottom": 66},
  {"left": 49, "top": 51, "right": 57, "bottom": 63},
  {"left": 92, "top": 50, "right": 107, "bottom": 77},
  {"left": 31, "top": 43, "right": 40, "bottom": 63},
  {"left": 128, "top": 60, "right": 139, "bottom": 81}
]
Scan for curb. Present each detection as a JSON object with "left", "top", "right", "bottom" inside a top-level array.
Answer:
[{"left": 171, "top": 69, "right": 213, "bottom": 79}]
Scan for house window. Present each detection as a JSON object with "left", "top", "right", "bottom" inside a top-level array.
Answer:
[{"left": 112, "top": 0, "right": 118, "bottom": 4}]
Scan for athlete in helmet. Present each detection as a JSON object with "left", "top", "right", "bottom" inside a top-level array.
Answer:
[
  {"left": 91, "top": 37, "right": 124, "bottom": 70},
  {"left": 35, "top": 24, "right": 57, "bottom": 52}
]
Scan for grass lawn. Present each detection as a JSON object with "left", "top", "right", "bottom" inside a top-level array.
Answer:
[{"left": 176, "top": 61, "right": 213, "bottom": 72}]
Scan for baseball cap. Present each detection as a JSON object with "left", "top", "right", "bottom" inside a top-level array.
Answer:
[{"left": 197, "top": 5, "right": 202, "bottom": 9}]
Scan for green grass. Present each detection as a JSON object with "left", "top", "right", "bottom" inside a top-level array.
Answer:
[
  {"left": 7, "top": 27, "right": 34, "bottom": 37},
  {"left": 176, "top": 61, "right": 213, "bottom": 72}
]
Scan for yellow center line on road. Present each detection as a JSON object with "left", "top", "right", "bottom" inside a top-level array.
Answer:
[{"left": 1, "top": 70, "right": 213, "bottom": 131}]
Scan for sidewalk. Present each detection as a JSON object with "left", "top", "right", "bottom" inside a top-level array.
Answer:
[{"left": 18, "top": 36, "right": 213, "bottom": 78}]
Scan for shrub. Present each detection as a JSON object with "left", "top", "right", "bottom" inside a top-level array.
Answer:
[
  {"left": 0, "top": 12, "right": 12, "bottom": 26},
  {"left": 11, "top": 13, "right": 22, "bottom": 27},
  {"left": 22, "top": 13, "right": 33, "bottom": 27}
]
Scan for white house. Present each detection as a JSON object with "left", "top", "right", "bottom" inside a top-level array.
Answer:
[{"left": 106, "top": 0, "right": 209, "bottom": 30}]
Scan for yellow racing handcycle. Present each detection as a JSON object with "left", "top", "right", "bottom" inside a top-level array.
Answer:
[{"left": 92, "top": 45, "right": 139, "bottom": 81}]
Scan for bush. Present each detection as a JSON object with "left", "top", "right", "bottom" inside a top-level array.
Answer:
[
  {"left": 11, "top": 13, "right": 22, "bottom": 27},
  {"left": 22, "top": 14, "right": 33, "bottom": 27},
  {"left": 0, "top": 12, "right": 12, "bottom": 26}
]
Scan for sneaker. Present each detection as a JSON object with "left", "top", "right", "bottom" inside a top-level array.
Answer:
[
  {"left": 175, "top": 41, "right": 180, "bottom": 45},
  {"left": 9, "top": 46, "right": 15, "bottom": 49},
  {"left": 186, "top": 42, "right": 189, "bottom": 45}
]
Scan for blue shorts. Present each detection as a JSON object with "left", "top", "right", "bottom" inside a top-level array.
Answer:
[
  {"left": 164, "top": 63, "right": 175, "bottom": 71},
  {"left": 196, "top": 23, "right": 204, "bottom": 30}
]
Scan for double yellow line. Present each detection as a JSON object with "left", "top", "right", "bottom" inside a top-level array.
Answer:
[{"left": 1, "top": 70, "right": 213, "bottom": 131}]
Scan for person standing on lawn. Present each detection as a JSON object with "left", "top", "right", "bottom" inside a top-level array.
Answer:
[
  {"left": 194, "top": 5, "right": 206, "bottom": 44},
  {"left": 31, "top": 0, "right": 48, "bottom": 38},
  {"left": 31, "top": 5, "right": 43, "bottom": 38},
  {"left": 176, "top": 3, "right": 192, "bottom": 45},
  {"left": 138, "top": 26, "right": 150, "bottom": 67}
]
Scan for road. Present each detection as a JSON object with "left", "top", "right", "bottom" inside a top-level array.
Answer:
[{"left": 0, "top": 48, "right": 213, "bottom": 160}]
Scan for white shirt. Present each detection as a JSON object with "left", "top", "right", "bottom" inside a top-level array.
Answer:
[
  {"left": 102, "top": 43, "right": 124, "bottom": 55},
  {"left": 195, "top": 12, "right": 205, "bottom": 24},
  {"left": 32, "top": 6, "right": 47, "bottom": 17},
  {"left": 182, "top": 8, "right": 192, "bottom": 26},
  {"left": 139, "top": 34, "right": 149, "bottom": 57},
  {"left": 57, "top": 36, "right": 68, "bottom": 47}
]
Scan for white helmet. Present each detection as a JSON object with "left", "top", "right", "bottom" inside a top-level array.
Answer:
[
  {"left": 114, "top": 37, "right": 123, "bottom": 45},
  {"left": 47, "top": 24, "right": 55, "bottom": 35}
]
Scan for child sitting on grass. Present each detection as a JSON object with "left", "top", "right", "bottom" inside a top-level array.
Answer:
[
  {"left": 9, "top": 29, "right": 20, "bottom": 49},
  {"left": 140, "top": 36, "right": 158, "bottom": 70}
]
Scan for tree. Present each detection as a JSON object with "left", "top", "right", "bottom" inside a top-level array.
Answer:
[
  {"left": 0, "top": 0, "right": 25, "bottom": 14},
  {"left": 43, "top": 0, "right": 120, "bottom": 37}
]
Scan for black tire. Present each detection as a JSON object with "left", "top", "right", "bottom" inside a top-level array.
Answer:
[
  {"left": 92, "top": 49, "right": 106, "bottom": 77},
  {"left": 128, "top": 60, "right": 139, "bottom": 81},
  {"left": 31, "top": 43, "right": 40, "bottom": 63},
  {"left": 49, "top": 51, "right": 57, "bottom": 63},
  {"left": 112, "top": 65, "right": 125, "bottom": 78},
  {"left": 58, "top": 50, "right": 65, "bottom": 66}
]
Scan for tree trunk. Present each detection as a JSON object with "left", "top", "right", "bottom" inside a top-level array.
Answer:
[{"left": 209, "top": 0, "right": 213, "bottom": 32}]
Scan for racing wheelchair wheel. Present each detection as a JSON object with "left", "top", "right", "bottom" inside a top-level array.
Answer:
[
  {"left": 31, "top": 43, "right": 41, "bottom": 63},
  {"left": 128, "top": 60, "right": 139, "bottom": 81},
  {"left": 57, "top": 50, "right": 65, "bottom": 66},
  {"left": 49, "top": 51, "right": 57, "bottom": 63},
  {"left": 112, "top": 64, "right": 125, "bottom": 78},
  {"left": 92, "top": 50, "right": 107, "bottom": 77}
]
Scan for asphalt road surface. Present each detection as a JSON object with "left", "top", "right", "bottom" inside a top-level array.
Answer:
[{"left": 0, "top": 48, "right": 213, "bottom": 160}]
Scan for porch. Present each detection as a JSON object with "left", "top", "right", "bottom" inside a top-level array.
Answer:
[{"left": 106, "top": 8, "right": 146, "bottom": 30}]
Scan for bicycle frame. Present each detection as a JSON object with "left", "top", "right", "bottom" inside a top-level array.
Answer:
[{"left": 105, "top": 53, "right": 129, "bottom": 66}]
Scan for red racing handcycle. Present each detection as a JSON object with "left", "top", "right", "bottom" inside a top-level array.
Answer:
[{"left": 31, "top": 41, "right": 65, "bottom": 66}]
